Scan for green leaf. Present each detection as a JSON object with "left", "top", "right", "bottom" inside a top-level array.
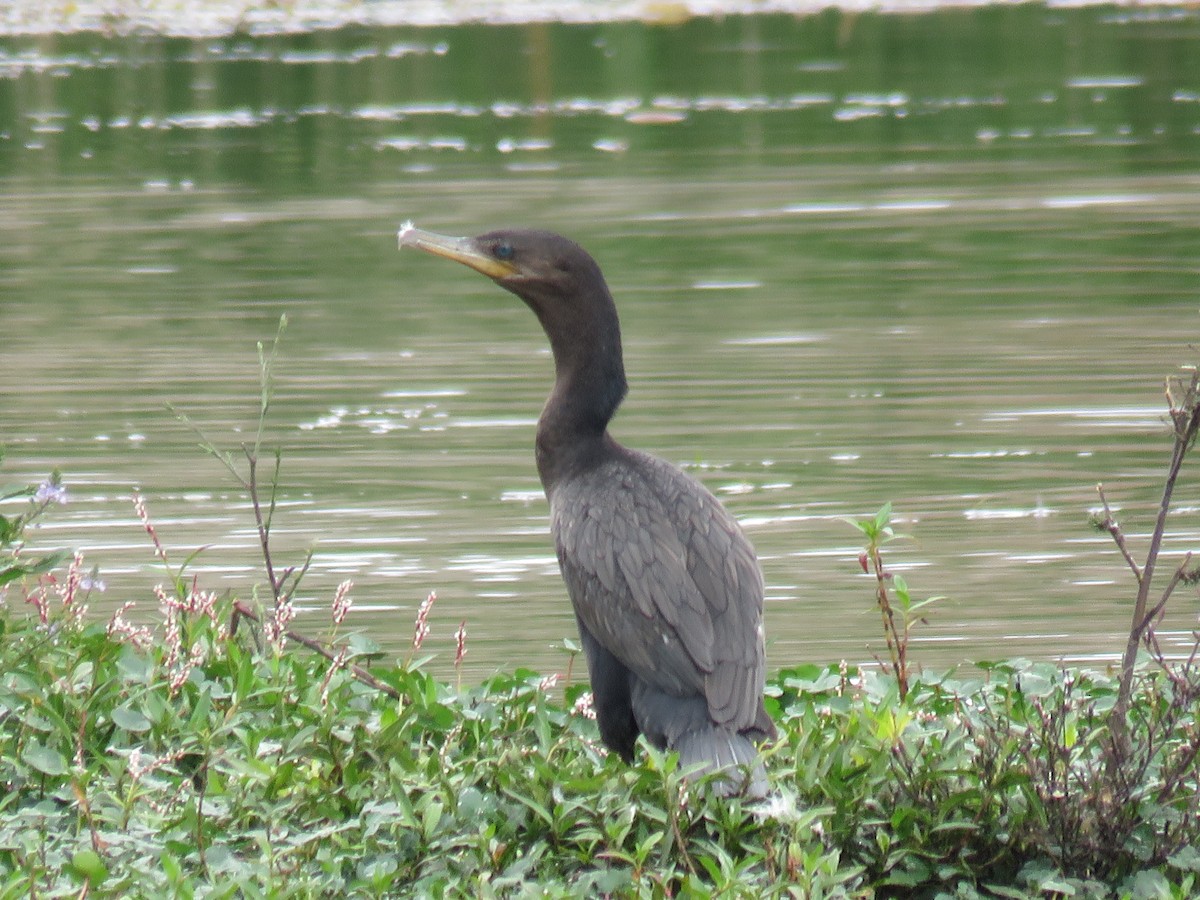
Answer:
[
  {"left": 117, "top": 644, "right": 153, "bottom": 684},
  {"left": 1121, "top": 869, "right": 1171, "bottom": 899},
  {"left": 0, "top": 550, "right": 73, "bottom": 588},
  {"left": 502, "top": 788, "right": 553, "bottom": 827},
  {"left": 0, "top": 483, "right": 33, "bottom": 502},
  {"left": 111, "top": 704, "right": 152, "bottom": 733},
  {"left": 178, "top": 544, "right": 211, "bottom": 575},
  {"left": 348, "top": 632, "right": 382, "bottom": 656},
  {"left": 68, "top": 849, "right": 108, "bottom": 884},
  {"left": 22, "top": 741, "right": 67, "bottom": 776},
  {"left": 634, "top": 831, "right": 664, "bottom": 861},
  {"left": 236, "top": 651, "right": 257, "bottom": 700},
  {"left": 1168, "top": 845, "right": 1200, "bottom": 873},
  {"left": 420, "top": 798, "right": 445, "bottom": 842},
  {"left": 161, "top": 852, "right": 182, "bottom": 882},
  {"left": 873, "top": 501, "right": 893, "bottom": 532},
  {"left": 455, "top": 786, "right": 484, "bottom": 821},
  {"left": 840, "top": 514, "right": 870, "bottom": 536},
  {"left": 189, "top": 687, "right": 212, "bottom": 730},
  {"left": 985, "top": 886, "right": 1038, "bottom": 900},
  {"left": 906, "top": 595, "right": 944, "bottom": 615}
]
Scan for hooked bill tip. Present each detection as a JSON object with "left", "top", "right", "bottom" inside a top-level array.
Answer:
[{"left": 397, "top": 220, "right": 416, "bottom": 249}]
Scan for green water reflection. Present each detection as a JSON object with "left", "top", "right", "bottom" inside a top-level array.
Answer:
[{"left": 2, "top": 6, "right": 1199, "bottom": 678}]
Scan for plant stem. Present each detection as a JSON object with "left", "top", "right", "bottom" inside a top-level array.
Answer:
[
  {"left": 1110, "top": 368, "right": 1200, "bottom": 761},
  {"left": 869, "top": 544, "right": 907, "bottom": 700},
  {"left": 245, "top": 452, "right": 281, "bottom": 606},
  {"left": 1096, "top": 485, "right": 1142, "bottom": 581},
  {"left": 232, "top": 600, "right": 400, "bottom": 700}
]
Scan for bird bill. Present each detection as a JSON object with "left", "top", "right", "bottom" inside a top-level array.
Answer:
[{"left": 398, "top": 221, "right": 519, "bottom": 279}]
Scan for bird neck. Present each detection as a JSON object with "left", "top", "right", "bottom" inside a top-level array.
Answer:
[{"left": 534, "top": 327, "right": 627, "bottom": 493}]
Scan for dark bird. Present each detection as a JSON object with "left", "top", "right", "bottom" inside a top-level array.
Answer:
[{"left": 398, "top": 223, "right": 775, "bottom": 796}]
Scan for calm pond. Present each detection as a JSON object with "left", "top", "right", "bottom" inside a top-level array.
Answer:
[{"left": 2, "top": 5, "right": 1199, "bottom": 680}]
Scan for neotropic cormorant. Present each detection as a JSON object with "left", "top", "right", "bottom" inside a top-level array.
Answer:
[{"left": 398, "top": 223, "right": 775, "bottom": 797}]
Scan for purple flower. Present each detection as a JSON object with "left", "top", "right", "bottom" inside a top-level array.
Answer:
[{"left": 35, "top": 480, "right": 67, "bottom": 505}]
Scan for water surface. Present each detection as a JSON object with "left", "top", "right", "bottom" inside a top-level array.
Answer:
[{"left": 2, "top": 6, "right": 1199, "bottom": 679}]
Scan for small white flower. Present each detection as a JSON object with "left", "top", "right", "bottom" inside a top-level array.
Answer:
[{"left": 572, "top": 692, "right": 596, "bottom": 720}]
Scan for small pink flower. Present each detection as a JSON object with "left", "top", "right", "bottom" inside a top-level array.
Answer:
[
  {"left": 454, "top": 619, "right": 468, "bottom": 667},
  {"left": 127, "top": 747, "right": 148, "bottom": 780},
  {"left": 63, "top": 554, "right": 81, "bottom": 598},
  {"left": 572, "top": 692, "right": 596, "bottom": 720},
  {"left": 319, "top": 647, "right": 350, "bottom": 708},
  {"left": 107, "top": 601, "right": 154, "bottom": 650},
  {"left": 169, "top": 657, "right": 194, "bottom": 695},
  {"left": 266, "top": 596, "right": 295, "bottom": 649},
  {"left": 331, "top": 579, "right": 354, "bottom": 626},
  {"left": 25, "top": 581, "right": 50, "bottom": 625},
  {"left": 133, "top": 492, "right": 167, "bottom": 562},
  {"left": 124, "top": 747, "right": 184, "bottom": 783},
  {"left": 185, "top": 586, "right": 218, "bottom": 623},
  {"left": 156, "top": 584, "right": 187, "bottom": 672},
  {"left": 412, "top": 590, "right": 435, "bottom": 650}
]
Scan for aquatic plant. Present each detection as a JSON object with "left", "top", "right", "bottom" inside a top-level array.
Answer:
[
  {"left": 0, "top": 464, "right": 72, "bottom": 594},
  {"left": 846, "top": 501, "right": 943, "bottom": 701}
]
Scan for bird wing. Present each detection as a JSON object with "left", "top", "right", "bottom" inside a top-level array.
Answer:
[{"left": 551, "top": 450, "right": 765, "bottom": 731}]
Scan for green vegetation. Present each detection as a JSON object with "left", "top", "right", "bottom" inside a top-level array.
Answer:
[
  {"left": 1, "top": 565, "right": 1197, "bottom": 897},
  {"left": 2, "top": 349, "right": 1198, "bottom": 897}
]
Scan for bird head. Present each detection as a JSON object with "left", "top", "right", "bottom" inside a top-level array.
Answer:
[
  {"left": 399, "top": 222, "right": 607, "bottom": 306},
  {"left": 398, "top": 222, "right": 620, "bottom": 358},
  {"left": 399, "top": 221, "right": 628, "bottom": 434}
]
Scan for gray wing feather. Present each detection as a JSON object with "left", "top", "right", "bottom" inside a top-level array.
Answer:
[{"left": 551, "top": 450, "right": 765, "bottom": 731}]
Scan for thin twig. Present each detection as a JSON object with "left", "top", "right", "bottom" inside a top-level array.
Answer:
[
  {"left": 1096, "top": 484, "right": 1142, "bottom": 582},
  {"left": 167, "top": 403, "right": 247, "bottom": 489},
  {"left": 278, "top": 551, "right": 314, "bottom": 605},
  {"left": 1184, "top": 632, "right": 1200, "bottom": 673},
  {"left": 245, "top": 452, "right": 279, "bottom": 606},
  {"left": 666, "top": 786, "right": 698, "bottom": 880},
  {"left": 232, "top": 600, "right": 400, "bottom": 700},
  {"left": 170, "top": 316, "right": 396, "bottom": 701},
  {"left": 1137, "top": 551, "right": 1194, "bottom": 639},
  {"left": 1121, "top": 433, "right": 1188, "bottom": 660},
  {"left": 262, "top": 449, "right": 282, "bottom": 546},
  {"left": 253, "top": 317, "right": 287, "bottom": 462},
  {"left": 1109, "top": 364, "right": 1200, "bottom": 765}
]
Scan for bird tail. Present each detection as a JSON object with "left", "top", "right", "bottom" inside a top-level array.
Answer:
[{"left": 675, "top": 727, "right": 768, "bottom": 799}]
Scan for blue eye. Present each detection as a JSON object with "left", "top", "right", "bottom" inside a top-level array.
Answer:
[{"left": 495, "top": 243, "right": 514, "bottom": 260}]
